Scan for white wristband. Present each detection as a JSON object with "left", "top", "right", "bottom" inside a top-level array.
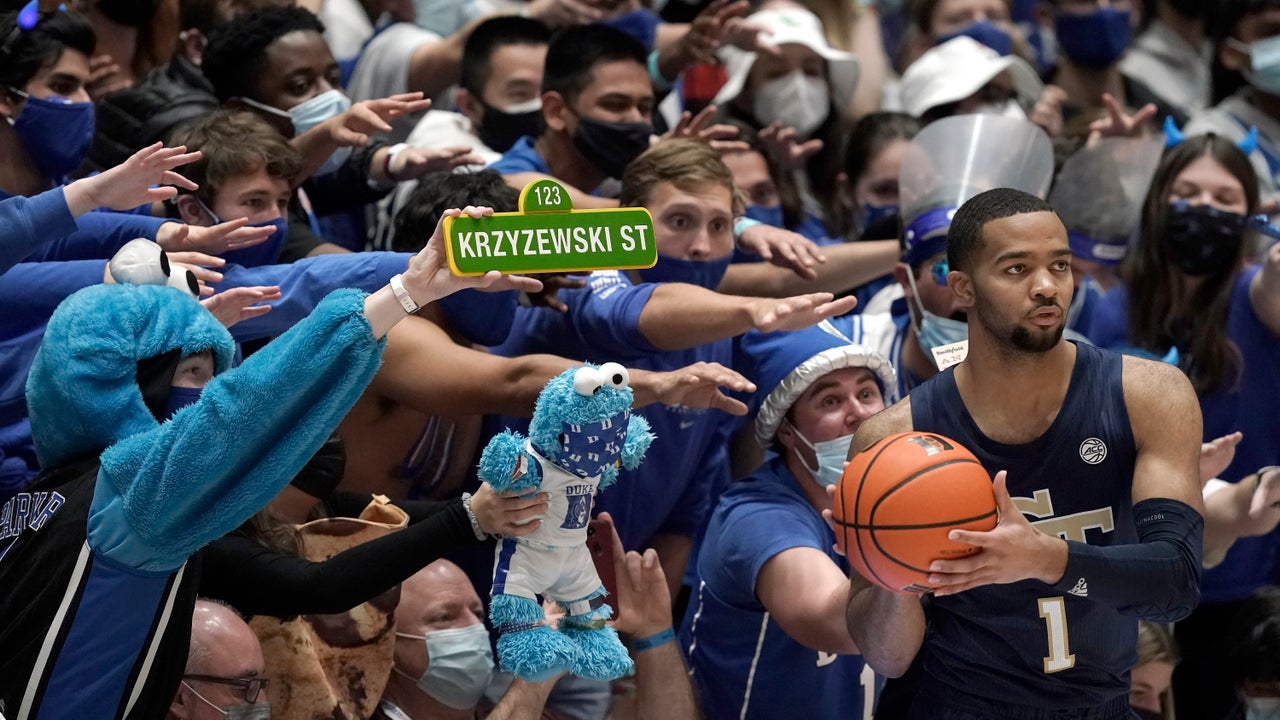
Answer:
[{"left": 389, "top": 273, "right": 420, "bottom": 314}]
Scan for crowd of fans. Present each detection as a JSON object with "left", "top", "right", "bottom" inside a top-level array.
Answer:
[{"left": 2, "top": 0, "right": 1280, "bottom": 718}]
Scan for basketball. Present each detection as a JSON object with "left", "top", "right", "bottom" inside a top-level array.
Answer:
[{"left": 833, "top": 432, "right": 998, "bottom": 594}]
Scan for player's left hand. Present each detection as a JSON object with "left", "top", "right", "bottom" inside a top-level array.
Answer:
[
  {"left": 738, "top": 223, "right": 827, "bottom": 280},
  {"left": 926, "top": 471, "right": 1067, "bottom": 596}
]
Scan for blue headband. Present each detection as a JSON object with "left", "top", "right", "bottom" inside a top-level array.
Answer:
[{"left": 1164, "top": 116, "right": 1259, "bottom": 155}]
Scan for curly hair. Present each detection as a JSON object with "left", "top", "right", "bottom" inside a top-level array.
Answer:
[{"left": 201, "top": 5, "right": 324, "bottom": 102}]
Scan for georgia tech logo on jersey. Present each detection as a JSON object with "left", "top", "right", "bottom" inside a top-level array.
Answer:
[
  {"left": 1078, "top": 437, "right": 1107, "bottom": 465},
  {"left": 1012, "top": 488, "right": 1114, "bottom": 543}
]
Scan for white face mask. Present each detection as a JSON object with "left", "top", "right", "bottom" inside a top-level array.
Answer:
[
  {"left": 752, "top": 70, "right": 830, "bottom": 138},
  {"left": 395, "top": 624, "right": 494, "bottom": 710},
  {"left": 1229, "top": 36, "right": 1280, "bottom": 96},
  {"left": 787, "top": 421, "right": 854, "bottom": 487}
]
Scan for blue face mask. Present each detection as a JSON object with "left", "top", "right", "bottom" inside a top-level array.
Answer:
[
  {"left": 1055, "top": 6, "right": 1131, "bottom": 69},
  {"left": 395, "top": 625, "right": 495, "bottom": 710},
  {"left": 8, "top": 88, "right": 95, "bottom": 180},
  {"left": 789, "top": 423, "right": 855, "bottom": 487},
  {"left": 288, "top": 89, "right": 353, "bottom": 176},
  {"left": 164, "top": 386, "right": 203, "bottom": 420},
  {"left": 937, "top": 20, "right": 1012, "bottom": 56},
  {"left": 637, "top": 253, "right": 733, "bottom": 290},
  {"left": 906, "top": 266, "right": 968, "bottom": 366},
  {"left": 1246, "top": 697, "right": 1280, "bottom": 720},
  {"left": 1229, "top": 35, "right": 1280, "bottom": 96},
  {"left": 745, "top": 204, "right": 785, "bottom": 228},
  {"left": 862, "top": 202, "right": 899, "bottom": 234},
  {"left": 195, "top": 200, "right": 288, "bottom": 267}
]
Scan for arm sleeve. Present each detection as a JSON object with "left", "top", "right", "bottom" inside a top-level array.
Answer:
[
  {"left": 22, "top": 212, "right": 168, "bottom": 263},
  {"left": 436, "top": 289, "right": 519, "bottom": 346},
  {"left": 214, "top": 252, "right": 410, "bottom": 342},
  {"left": 88, "top": 289, "right": 388, "bottom": 572},
  {"left": 1051, "top": 497, "right": 1203, "bottom": 622},
  {"left": 300, "top": 141, "right": 390, "bottom": 215},
  {"left": 199, "top": 501, "right": 477, "bottom": 617},
  {"left": 706, "top": 497, "right": 825, "bottom": 608},
  {"left": 0, "top": 260, "right": 107, "bottom": 324},
  {"left": 321, "top": 491, "right": 453, "bottom": 523},
  {"left": 0, "top": 188, "right": 77, "bottom": 274},
  {"left": 565, "top": 273, "right": 661, "bottom": 359}
]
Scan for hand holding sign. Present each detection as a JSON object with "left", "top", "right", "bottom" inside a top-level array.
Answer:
[
  {"left": 406, "top": 205, "right": 544, "bottom": 302},
  {"left": 444, "top": 180, "right": 657, "bottom": 276}
]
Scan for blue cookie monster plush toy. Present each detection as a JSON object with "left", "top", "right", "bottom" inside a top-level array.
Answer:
[{"left": 478, "top": 362, "right": 654, "bottom": 682}]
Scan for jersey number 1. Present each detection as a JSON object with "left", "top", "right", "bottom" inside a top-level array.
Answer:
[{"left": 1037, "top": 597, "right": 1076, "bottom": 673}]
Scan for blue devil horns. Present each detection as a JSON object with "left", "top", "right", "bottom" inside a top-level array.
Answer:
[{"left": 1164, "top": 116, "right": 1259, "bottom": 155}]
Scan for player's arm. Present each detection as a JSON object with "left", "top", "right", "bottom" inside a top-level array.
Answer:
[
  {"left": 843, "top": 400, "right": 926, "bottom": 677},
  {"left": 1052, "top": 358, "right": 1204, "bottom": 619},
  {"left": 717, "top": 240, "right": 898, "bottom": 298},
  {"left": 637, "top": 283, "right": 858, "bottom": 351},
  {"left": 757, "top": 548, "right": 860, "bottom": 654}
]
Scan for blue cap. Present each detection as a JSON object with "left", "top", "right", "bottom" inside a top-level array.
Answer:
[
  {"left": 737, "top": 324, "right": 896, "bottom": 448},
  {"left": 1067, "top": 231, "right": 1128, "bottom": 265},
  {"left": 902, "top": 206, "right": 956, "bottom": 267}
]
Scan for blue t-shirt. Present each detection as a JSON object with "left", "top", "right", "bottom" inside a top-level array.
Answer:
[
  {"left": 1086, "top": 266, "right": 1280, "bottom": 602},
  {"left": 486, "top": 136, "right": 550, "bottom": 176},
  {"left": 679, "top": 456, "right": 875, "bottom": 720}
]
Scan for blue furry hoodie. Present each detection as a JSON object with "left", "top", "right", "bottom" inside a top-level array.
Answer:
[{"left": 0, "top": 283, "right": 386, "bottom": 719}]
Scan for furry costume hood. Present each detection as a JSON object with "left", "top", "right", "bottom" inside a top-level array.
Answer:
[{"left": 26, "top": 284, "right": 234, "bottom": 469}]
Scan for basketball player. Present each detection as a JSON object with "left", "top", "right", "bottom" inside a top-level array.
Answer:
[{"left": 843, "top": 188, "right": 1205, "bottom": 719}]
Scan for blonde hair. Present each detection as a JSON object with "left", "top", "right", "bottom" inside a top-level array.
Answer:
[{"left": 619, "top": 140, "right": 745, "bottom": 215}]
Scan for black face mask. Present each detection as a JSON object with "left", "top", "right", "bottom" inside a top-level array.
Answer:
[
  {"left": 572, "top": 114, "right": 652, "bottom": 179},
  {"left": 1164, "top": 202, "right": 1246, "bottom": 276},
  {"left": 477, "top": 99, "right": 543, "bottom": 154}
]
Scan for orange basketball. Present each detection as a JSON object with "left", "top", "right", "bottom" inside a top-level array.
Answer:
[{"left": 833, "top": 431, "right": 997, "bottom": 594}]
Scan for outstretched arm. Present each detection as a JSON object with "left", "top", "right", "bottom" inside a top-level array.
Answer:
[
  {"left": 638, "top": 283, "right": 858, "bottom": 351},
  {"left": 718, "top": 239, "right": 898, "bottom": 297},
  {"left": 1203, "top": 467, "right": 1280, "bottom": 568}
]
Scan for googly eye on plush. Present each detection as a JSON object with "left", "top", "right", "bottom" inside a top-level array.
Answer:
[
  {"left": 167, "top": 268, "right": 199, "bottom": 298},
  {"left": 599, "top": 363, "right": 629, "bottom": 389},
  {"left": 573, "top": 366, "right": 604, "bottom": 396},
  {"left": 108, "top": 238, "right": 171, "bottom": 287}
]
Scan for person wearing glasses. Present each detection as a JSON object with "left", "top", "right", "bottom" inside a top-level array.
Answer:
[{"left": 168, "top": 600, "right": 270, "bottom": 720}]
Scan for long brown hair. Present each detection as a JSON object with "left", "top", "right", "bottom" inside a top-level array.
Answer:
[{"left": 1125, "top": 134, "right": 1257, "bottom": 394}]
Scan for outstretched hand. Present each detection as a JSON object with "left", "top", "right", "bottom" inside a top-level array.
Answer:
[
  {"left": 1086, "top": 93, "right": 1158, "bottom": 147},
  {"left": 468, "top": 482, "right": 550, "bottom": 536},
  {"left": 65, "top": 143, "right": 201, "bottom": 216},
  {"left": 738, "top": 223, "right": 827, "bottom": 279},
  {"left": 750, "top": 292, "right": 858, "bottom": 332},
  {"left": 201, "top": 285, "right": 281, "bottom": 328},
  {"left": 926, "top": 471, "right": 1067, "bottom": 596},
  {"left": 641, "top": 361, "right": 755, "bottom": 415},
  {"left": 663, "top": 105, "right": 749, "bottom": 154},
  {"left": 156, "top": 217, "right": 276, "bottom": 257},
  {"left": 1200, "top": 431, "right": 1243, "bottom": 485},
  {"left": 323, "top": 92, "right": 433, "bottom": 148}
]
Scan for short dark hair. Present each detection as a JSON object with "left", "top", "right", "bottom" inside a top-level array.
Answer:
[
  {"left": 0, "top": 8, "right": 95, "bottom": 91},
  {"left": 460, "top": 16, "right": 551, "bottom": 97},
  {"left": 392, "top": 171, "right": 519, "bottom": 252},
  {"left": 180, "top": 0, "right": 290, "bottom": 35},
  {"left": 908, "top": 0, "right": 1012, "bottom": 34},
  {"left": 169, "top": 110, "right": 302, "bottom": 206},
  {"left": 1225, "top": 586, "right": 1280, "bottom": 689},
  {"left": 201, "top": 5, "right": 324, "bottom": 102},
  {"left": 946, "top": 188, "right": 1054, "bottom": 272},
  {"left": 542, "top": 24, "right": 646, "bottom": 105}
]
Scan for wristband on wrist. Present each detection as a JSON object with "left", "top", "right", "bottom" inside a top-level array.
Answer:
[
  {"left": 382, "top": 143, "right": 409, "bottom": 182},
  {"left": 460, "top": 492, "right": 489, "bottom": 541},
  {"left": 647, "top": 50, "right": 673, "bottom": 92},
  {"left": 389, "top": 273, "right": 420, "bottom": 314},
  {"left": 631, "top": 626, "right": 675, "bottom": 651},
  {"left": 733, "top": 216, "right": 762, "bottom": 239}
]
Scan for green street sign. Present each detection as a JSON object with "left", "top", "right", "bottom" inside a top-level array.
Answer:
[{"left": 444, "top": 179, "right": 657, "bottom": 276}]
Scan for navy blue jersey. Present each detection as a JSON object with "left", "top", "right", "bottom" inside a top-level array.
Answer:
[{"left": 908, "top": 342, "right": 1139, "bottom": 709}]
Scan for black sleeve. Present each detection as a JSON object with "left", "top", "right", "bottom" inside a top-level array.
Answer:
[
  {"left": 300, "top": 140, "right": 391, "bottom": 216},
  {"left": 279, "top": 200, "right": 325, "bottom": 263},
  {"left": 198, "top": 499, "right": 478, "bottom": 618}
]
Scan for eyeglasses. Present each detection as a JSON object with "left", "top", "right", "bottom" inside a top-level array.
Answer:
[{"left": 182, "top": 674, "right": 270, "bottom": 704}]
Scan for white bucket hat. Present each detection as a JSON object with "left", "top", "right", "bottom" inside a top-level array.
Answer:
[
  {"left": 899, "top": 35, "right": 1043, "bottom": 118},
  {"left": 712, "top": 6, "right": 860, "bottom": 116}
]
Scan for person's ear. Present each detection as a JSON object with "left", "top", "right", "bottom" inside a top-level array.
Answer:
[
  {"left": 948, "top": 269, "right": 974, "bottom": 307},
  {"left": 174, "top": 195, "right": 209, "bottom": 226},
  {"left": 541, "top": 90, "right": 571, "bottom": 133},
  {"left": 455, "top": 87, "right": 483, "bottom": 125},
  {"left": 166, "top": 685, "right": 193, "bottom": 720},
  {"left": 893, "top": 261, "right": 913, "bottom": 297},
  {"left": 0, "top": 87, "right": 22, "bottom": 122}
]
